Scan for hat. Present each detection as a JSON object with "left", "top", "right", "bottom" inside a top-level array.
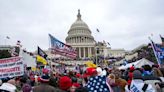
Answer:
[
  {"left": 72, "top": 83, "right": 80, "bottom": 88},
  {"left": 130, "top": 66, "right": 135, "bottom": 72},
  {"left": 76, "top": 73, "right": 81, "bottom": 78},
  {"left": 0, "top": 83, "right": 16, "bottom": 92},
  {"left": 133, "top": 70, "right": 142, "bottom": 79},
  {"left": 42, "top": 68, "right": 49, "bottom": 74},
  {"left": 102, "top": 70, "right": 107, "bottom": 76},
  {"left": 86, "top": 67, "right": 97, "bottom": 76},
  {"left": 40, "top": 75, "right": 50, "bottom": 83},
  {"left": 59, "top": 76, "right": 72, "bottom": 91}
]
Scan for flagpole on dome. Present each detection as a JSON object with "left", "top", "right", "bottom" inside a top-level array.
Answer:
[{"left": 148, "top": 36, "right": 161, "bottom": 68}]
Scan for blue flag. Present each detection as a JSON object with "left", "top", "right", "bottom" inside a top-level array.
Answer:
[
  {"left": 151, "top": 40, "right": 164, "bottom": 65},
  {"left": 155, "top": 44, "right": 164, "bottom": 64}
]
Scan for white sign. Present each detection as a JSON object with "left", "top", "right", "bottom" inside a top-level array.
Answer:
[{"left": 0, "top": 57, "right": 24, "bottom": 78}]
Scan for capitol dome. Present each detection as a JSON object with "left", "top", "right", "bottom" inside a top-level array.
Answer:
[
  {"left": 66, "top": 10, "right": 94, "bottom": 44},
  {"left": 65, "top": 10, "right": 95, "bottom": 58}
]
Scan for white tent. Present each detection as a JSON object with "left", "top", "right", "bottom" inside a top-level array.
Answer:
[{"left": 119, "top": 58, "right": 154, "bottom": 70}]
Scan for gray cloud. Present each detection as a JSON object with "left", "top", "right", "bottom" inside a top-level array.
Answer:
[{"left": 0, "top": 0, "right": 164, "bottom": 51}]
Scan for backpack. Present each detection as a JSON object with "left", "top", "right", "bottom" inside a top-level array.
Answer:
[{"left": 128, "top": 84, "right": 148, "bottom": 92}]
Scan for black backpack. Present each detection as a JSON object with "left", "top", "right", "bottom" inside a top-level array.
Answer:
[{"left": 128, "top": 84, "right": 148, "bottom": 92}]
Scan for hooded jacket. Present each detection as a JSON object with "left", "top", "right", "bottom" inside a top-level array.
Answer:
[{"left": 0, "top": 83, "right": 16, "bottom": 92}]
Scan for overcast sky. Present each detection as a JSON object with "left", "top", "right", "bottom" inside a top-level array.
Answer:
[{"left": 0, "top": 0, "right": 164, "bottom": 52}]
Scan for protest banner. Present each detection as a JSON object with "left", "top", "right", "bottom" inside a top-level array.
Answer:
[{"left": 0, "top": 57, "right": 24, "bottom": 78}]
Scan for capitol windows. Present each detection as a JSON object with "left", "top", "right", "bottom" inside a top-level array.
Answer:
[
  {"left": 80, "top": 37, "right": 81, "bottom": 42},
  {"left": 85, "top": 47, "right": 88, "bottom": 57}
]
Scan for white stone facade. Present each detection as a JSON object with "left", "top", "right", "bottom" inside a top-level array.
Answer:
[
  {"left": 66, "top": 10, "right": 96, "bottom": 58},
  {"left": 105, "top": 48, "right": 126, "bottom": 58}
]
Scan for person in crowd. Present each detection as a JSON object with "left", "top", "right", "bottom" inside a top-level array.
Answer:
[
  {"left": 108, "top": 69, "right": 127, "bottom": 92},
  {"left": 127, "top": 65, "right": 135, "bottom": 85},
  {"left": 125, "top": 70, "right": 156, "bottom": 92},
  {"left": 0, "top": 79, "right": 2, "bottom": 86},
  {"left": 33, "top": 75, "right": 62, "bottom": 92},
  {"left": 86, "top": 67, "right": 112, "bottom": 92},
  {"left": 49, "top": 71, "right": 58, "bottom": 88},
  {"left": 75, "top": 73, "right": 83, "bottom": 86},
  {"left": 59, "top": 76, "right": 72, "bottom": 92},
  {"left": 75, "top": 87, "right": 88, "bottom": 92},
  {"left": 142, "top": 65, "right": 162, "bottom": 81},
  {"left": 20, "top": 77, "right": 32, "bottom": 92},
  {"left": 160, "top": 68, "right": 164, "bottom": 76},
  {"left": 152, "top": 66, "right": 163, "bottom": 77},
  {"left": 15, "top": 77, "right": 22, "bottom": 91},
  {"left": 69, "top": 83, "right": 81, "bottom": 92},
  {"left": 0, "top": 79, "right": 17, "bottom": 92}
]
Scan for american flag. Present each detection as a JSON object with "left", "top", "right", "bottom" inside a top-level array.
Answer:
[
  {"left": 86, "top": 76, "right": 110, "bottom": 92},
  {"left": 49, "top": 34, "right": 77, "bottom": 59}
]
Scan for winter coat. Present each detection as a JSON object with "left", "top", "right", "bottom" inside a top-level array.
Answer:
[
  {"left": 0, "top": 83, "right": 17, "bottom": 92},
  {"left": 125, "top": 79, "right": 156, "bottom": 92},
  {"left": 33, "top": 83, "right": 63, "bottom": 92}
]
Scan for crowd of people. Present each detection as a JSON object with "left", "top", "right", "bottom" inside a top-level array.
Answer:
[{"left": 0, "top": 64, "right": 164, "bottom": 92}]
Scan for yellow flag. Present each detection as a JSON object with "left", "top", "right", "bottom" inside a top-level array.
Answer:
[
  {"left": 36, "top": 55, "right": 47, "bottom": 65},
  {"left": 85, "top": 61, "right": 97, "bottom": 68},
  {"left": 32, "top": 67, "right": 37, "bottom": 71}
]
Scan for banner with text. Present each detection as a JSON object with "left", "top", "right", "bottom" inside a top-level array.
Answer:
[{"left": 0, "top": 57, "right": 24, "bottom": 78}]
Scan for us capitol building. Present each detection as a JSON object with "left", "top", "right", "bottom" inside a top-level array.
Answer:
[
  {"left": 47, "top": 10, "right": 126, "bottom": 60},
  {"left": 66, "top": 10, "right": 96, "bottom": 59},
  {"left": 65, "top": 10, "right": 126, "bottom": 59}
]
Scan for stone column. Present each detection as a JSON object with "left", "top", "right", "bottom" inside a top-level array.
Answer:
[
  {"left": 84, "top": 47, "right": 85, "bottom": 58},
  {"left": 79, "top": 47, "right": 81, "bottom": 58},
  {"left": 89, "top": 47, "right": 92, "bottom": 56},
  {"left": 76, "top": 37, "right": 78, "bottom": 43},
  {"left": 88, "top": 47, "right": 90, "bottom": 57}
]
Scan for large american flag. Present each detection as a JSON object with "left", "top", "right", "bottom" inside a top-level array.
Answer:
[
  {"left": 86, "top": 76, "right": 110, "bottom": 92},
  {"left": 49, "top": 34, "right": 77, "bottom": 59}
]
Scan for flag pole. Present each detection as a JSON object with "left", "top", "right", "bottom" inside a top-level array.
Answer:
[
  {"left": 148, "top": 37, "right": 161, "bottom": 67},
  {"left": 48, "top": 34, "right": 52, "bottom": 70},
  {"left": 96, "top": 46, "right": 98, "bottom": 65}
]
